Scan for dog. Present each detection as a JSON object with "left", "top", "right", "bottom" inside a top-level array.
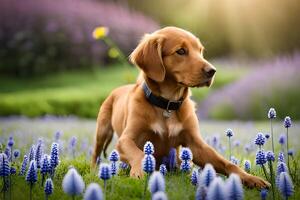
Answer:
[{"left": 91, "top": 26, "right": 270, "bottom": 189}]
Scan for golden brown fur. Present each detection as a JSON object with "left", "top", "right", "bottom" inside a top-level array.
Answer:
[{"left": 91, "top": 27, "right": 270, "bottom": 188}]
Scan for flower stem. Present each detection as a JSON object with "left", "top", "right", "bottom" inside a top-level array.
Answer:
[
  {"left": 270, "top": 119, "right": 275, "bottom": 153},
  {"left": 228, "top": 138, "right": 231, "bottom": 160},
  {"left": 261, "top": 164, "right": 269, "bottom": 181},
  {"left": 30, "top": 184, "right": 32, "bottom": 200},
  {"left": 268, "top": 161, "right": 275, "bottom": 200},
  {"left": 286, "top": 128, "right": 290, "bottom": 173},
  {"left": 142, "top": 173, "right": 149, "bottom": 200}
]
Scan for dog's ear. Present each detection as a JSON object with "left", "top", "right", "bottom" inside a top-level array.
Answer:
[{"left": 130, "top": 34, "right": 165, "bottom": 82}]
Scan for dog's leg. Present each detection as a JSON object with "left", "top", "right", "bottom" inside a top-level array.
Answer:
[
  {"left": 116, "top": 130, "right": 145, "bottom": 178},
  {"left": 183, "top": 118, "right": 270, "bottom": 189},
  {"left": 91, "top": 96, "right": 114, "bottom": 169}
]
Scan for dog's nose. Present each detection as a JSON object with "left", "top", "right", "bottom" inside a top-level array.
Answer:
[{"left": 205, "top": 68, "right": 216, "bottom": 78}]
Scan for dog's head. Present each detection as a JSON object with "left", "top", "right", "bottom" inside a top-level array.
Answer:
[{"left": 130, "top": 26, "right": 216, "bottom": 87}]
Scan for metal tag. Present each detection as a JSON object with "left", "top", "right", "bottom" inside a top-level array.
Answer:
[{"left": 163, "top": 110, "right": 172, "bottom": 118}]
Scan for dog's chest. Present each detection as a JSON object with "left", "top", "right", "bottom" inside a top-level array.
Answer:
[{"left": 150, "top": 117, "right": 183, "bottom": 137}]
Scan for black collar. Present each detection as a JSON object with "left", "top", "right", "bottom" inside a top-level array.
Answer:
[{"left": 142, "top": 82, "right": 183, "bottom": 111}]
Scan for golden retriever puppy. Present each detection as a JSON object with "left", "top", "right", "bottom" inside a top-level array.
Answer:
[{"left": 91, "top": 26, "right": 270, "bottom": 189}]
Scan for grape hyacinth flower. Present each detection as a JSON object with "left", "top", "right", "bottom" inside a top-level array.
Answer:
[
  {"left": 180, "top": 160, "right": 191, "bottom": 173},
  {"left": 13, "top": 149, "right": 20, "bottom": 160},
  {"left": 29, "top": 145, "right": 35, "bottom": 162},
  {"left": 276, "top": 161, "right": 288, "bottom": 186},
  {"left": 144, "top": 141, "right": 154, "bottom": 155},
  {"left": 168, "top": 148, "right": 177, "bottom": 171},
  {"left": 110, "top": 162, "right": 118, "bottom": 176},
  {"left": 279, "top": 134, "right": 286, "bottom": 152},
  {"left": 69, "top": 136, "right": 77, "bottom": 159},
  {"left": 148, "top": 171, "right": 165, "bottom": 194},
  {"left": 226, "top": 173, "right": 244, "bottom": 200},
  {"left": 284, "top": 116, "right": 292, "bottom": 173},
  {"left": 179, "top": 147, "right": 192, "bottom": 161},
  {"left": 159, "top": 164, "right": 167, "bottom": 176},
  {"left": 35, "top": 139, "right": 43, "bottom": 168},
  {"left": 206, "top": 177, "right": 225, "bottom": 200},
  {"left": 268, "top": 108, "right": 276, "bottom": 153},
  {"left": 119, "top": 162, "right": 129, "bottom": 170},
  {"left": 152, "top": 191, "right": 168, "bottom": 200},
  {"left": 278, "top": 172, "right": 294, "bottom": 199},
  {"left": 244, "top": 160, "right": 251, "bottom": 173},
  {"left": 254, "top": 133, "right": 266, "bottom": 148},
  {"left": 62, "top": 167, "right": 85, "bottom": 199},
  {"left": 41, "top": 154, "right": 50, "bottom": 186},
  {"left": 142, "top": 154, "right": 156, "bottom": 174},
  {"left": 50, "top": 143, "right": 59, "bottom": 177},
  {"left": 226, "top": 129, "right": 233, "bottom": 160},
  {"left": 26, "top": 160, "right": 38, "bottom": 200},
  {"left": 264, "top": 133, "right": 270, "bottom": 140},
  {"left": 44, "top": 178, "right": 54, "bottom": 200},
  {"left": 19, "top": 155, "right": 28, "bottom": 176},
  {"left": 10, "top": 167, "right": 16, "bottom": 175},
  {"left": 230, "top": 156, "right": 239, "bottom": 165},
  {"left": 199, "top": 164, "right": 216, "bottom": 187},
  {"left": 54, "top": 131, "right": 62, "bottom": 142},
  {"left": 84, "top": 183, "right": 103, "bottom": 200},
  {"left": 7, "top": 136, "right": 14, "bottom": 148},
  {"left": 99, "top": 163, "right": 111, "bottom": 191},
  {"left": 260, "top": 189, "right": 268, "bottom": 200},
  {"left": 195, "top": 185, "right": 207, "bottom": 200},
  {"left": 109, "top": 150, "right": 119, "bottom": 162},
  {"left": 278, "top": 152, "right": 285, "bottom": 162},
  {"left": 0, "top": 153, "right": 10, "bottom": 198},
  {"left": 256, "top": 150, "right": 268, "bottom": 181},
  {"left": 287, "top": 149, "right": 294, "bottom": 158},
  {"left": 191, "top": 168, "right": 198, "bottom": 186}
]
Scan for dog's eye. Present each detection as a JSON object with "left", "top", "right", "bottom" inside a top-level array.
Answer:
[{"left": 176, "top": 48, "right": 186, "bottom": 55}]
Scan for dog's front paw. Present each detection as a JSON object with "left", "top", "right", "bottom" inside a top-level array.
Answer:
[
  {"left": 241, "top": 174, "right": 270, "bottom": 189},
  {"left": 130, "top": 166, "right": 144, "bottom": 179}
]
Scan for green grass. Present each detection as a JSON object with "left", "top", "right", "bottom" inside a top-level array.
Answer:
[{"left": 0, "top": 65, "right": 246, "bottom": 118}]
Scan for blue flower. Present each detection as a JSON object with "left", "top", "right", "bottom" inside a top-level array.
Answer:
[
  {"left": 244, "top": 160, "right": 251, "bottom": 172},
  {"left": 50, "top": 143, "right": 59, "bottom": 169},
  {"left": 4, "top": 147, "right": 11, "bottom": 161},
  {"left": 179, "top": 147, "right": 192, "bottom": 161},
  {"left": 206, "top": 177, "right": 225, "bottom": 200},
  {"left": 278, "top": 152, "right": 285, "bottom": 162},
  {"left": 148, "top": 171, "right": 165, "bottom": 194},
  {"left": 168, "top": 148, "right": 177, "bottom": 171},
  {"left": 7, "top": 136, "right": 14, "bottom": 148},
  {"left": 119, "top": 162, "right": 129, "bottom": 170},
  {"left": 35, "top": 139, "right": 43, "bottom": 168},
  {"left": 266, "top": 151, "right": 275, "bottom": 162},
  {"left": 195, "top": 185, "right": 207, "bottom": 200},
  {"left": 13, "top": 149, "right": 20, "bottom": 159},
  {"left": 278, "top": 172, "right": 294, "bottom": 198},
  {"left": 226, "top": 129, "right": 233, "bottom": 137},
  {"left": 264, "top": 133, "right": 270, "bottom": 139},
  {"left": 191, "top": 168, "right": 198, "bottom": 186},
  {"left": 279, "top": 134, "right": 286, "bottom": 145},
  {"left": 0, "top": 153, "right": 10, "bottom": 177},
  {"left": 54, "top": 131, "right": 62, "bottom": 141},
  {"left": 226, "top": 173, "right": 244, "bottom": 200},
  {"left": 254, "top": 133, "right": 266, "bottom": 146},
  {"left": 109, "top": 150, "right": 119, "bottom": 162},
  {"left": 44, "top": 178, "right": 54, "bottom": 196},
  {"left": 199, "top": 163, "right": 216, "bottom": 187},
  {"left": 29, "top": 145, "right": 35, "bottom": 161},
  {"left": 256, "top": 150, "right": 267, "bottom": 165},
  {"left": 260, "top": 189, "right": 268, "bottom": 200},
  {"left": 62, "top": 167, "right": 85, "bottom": 196},
  {"left": 19, "top": 155, "right": 28, "bottom": 176},
  {"left": 230, "top": 156, "right": 239, "bottom": 165},
  {"left": 180, "top": 160, "right": 191, "bottom": 173},
  {"left": 26, "top": 160, "right": 38, "bottom": 184},
  {"left": 69, "top": 136, "right": 77, "bottom": 148},
  {"left": 159, "top": 164, "right": 167, "bottom": 176},
  {"left": 276, "top": 162, "right": 288, "bottom": 176},
  {"left": 10, "top": 167, "right": 16, "bottom": 175},
  {"left": 283, "top": 116, "right": 292, "bottom": 128},
  {"left": 288, "top": 149, "right": 294, "bottom": 157},
  {"left": 268, "top": 108, "right": 276, "bottom": 119},
  {"left": 84, "top": 183, "right": 103, "bottom": 200},
  {"left": 152, "top": 191, "right": 168, "bottom": 200},
  {"left": 142, "top": 154, "right": 156, "bottom": 174},
  {"left": 99, "top": 163, "right": 111, "bottom": 181},
  {"left": 110, "top": 162, "right": 118, "bottom": 176},
  {"left": 143, "top": 141, "right": 154, "bottom": 155},
  {"left": 41, "top": 154, "right": 50, "bottom": 175}
]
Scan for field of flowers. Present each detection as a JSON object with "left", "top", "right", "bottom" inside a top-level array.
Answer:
[{"left": 0, "top": 109, "right": 299, "bottom": 200}]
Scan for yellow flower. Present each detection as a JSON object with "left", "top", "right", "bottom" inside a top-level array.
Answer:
[
  {"left": 108, "top": 48, "right": 119, "bottom": 58},
  {"left": 92, "top": 26, "right": 109, "bottom": 39}
]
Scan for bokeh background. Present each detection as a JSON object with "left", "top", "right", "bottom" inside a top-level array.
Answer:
[{"left": 0, "top": 0, "right": 300, "bottom": 120}]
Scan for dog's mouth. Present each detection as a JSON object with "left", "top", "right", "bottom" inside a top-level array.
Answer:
[{"left": 179, "top": 78, "right": 213, "bottom": 88}]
